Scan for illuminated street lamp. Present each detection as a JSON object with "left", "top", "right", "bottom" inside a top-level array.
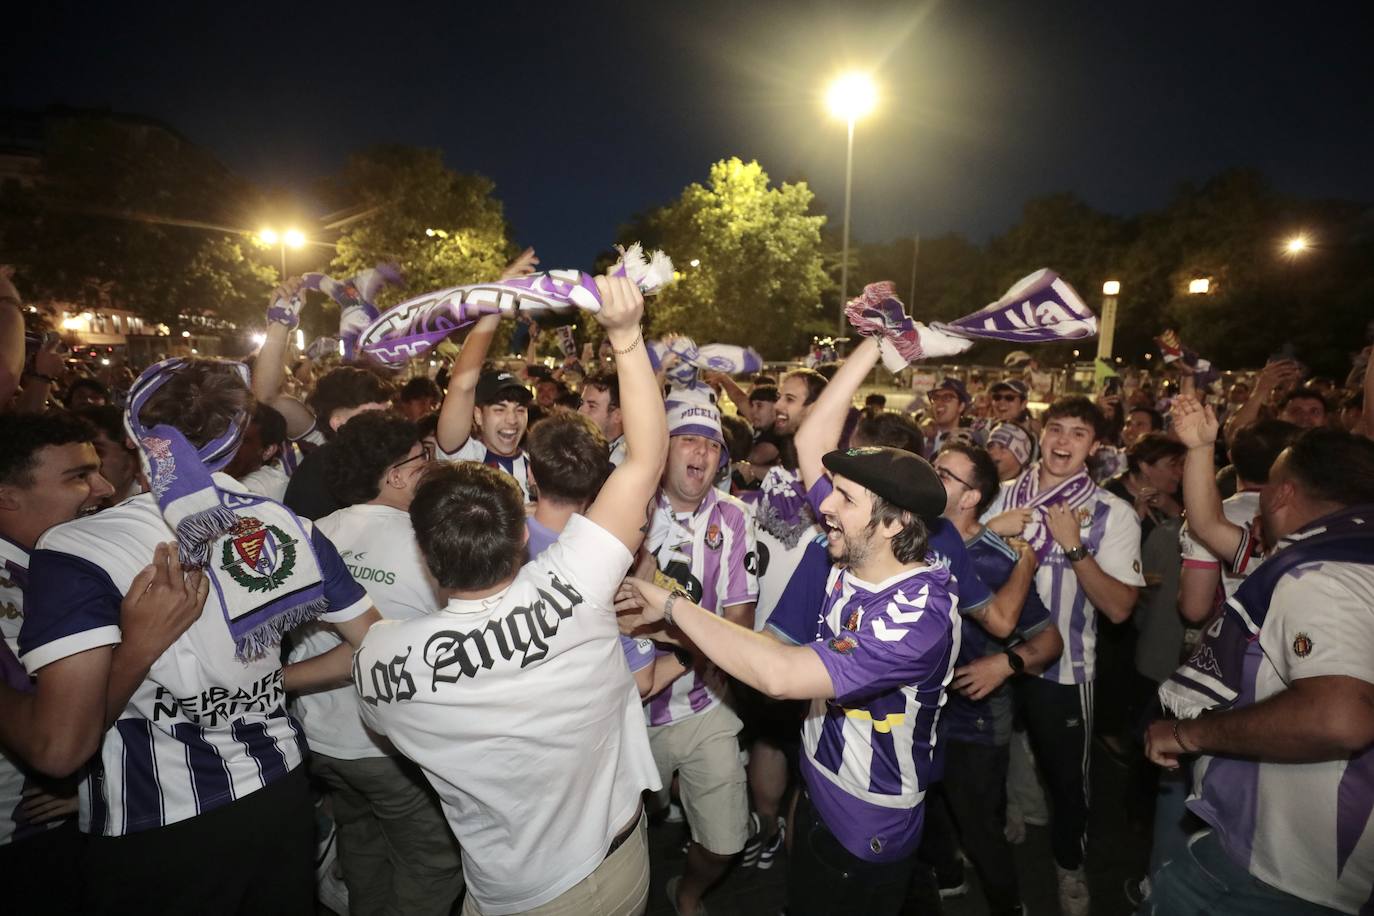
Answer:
[
  {"left": 1284, "top": 234, "right": 1309, "bottom": 256},
  {"left": 825, "top": 71, "right": 877, "bottom": 337},
  {"left": 1097, "top": 280, "right": 1121, "bottom": 362},
  {"left": 1188, "top": 278, "right": 1211, "bottom": 295},
  {"left": 258, "top": 226, "right": 306, "bottom": 276}
]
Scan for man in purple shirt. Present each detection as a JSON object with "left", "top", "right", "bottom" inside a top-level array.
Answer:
[{"left": 619, "top": 445, "right": 958, "bottom": 916}]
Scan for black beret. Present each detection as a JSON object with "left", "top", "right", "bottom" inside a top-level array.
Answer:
[{"left": 822, "top": 446, "right": 946, "bottom": 518}]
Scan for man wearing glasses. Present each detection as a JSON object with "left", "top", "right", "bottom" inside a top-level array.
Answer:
[{"left": 286, "top": 412, "right": 463, "bottom": 916}]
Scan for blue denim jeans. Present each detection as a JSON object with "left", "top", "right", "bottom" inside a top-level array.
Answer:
[{"left": 1142, "top": 830, "right": 1342, "bottom": 916}]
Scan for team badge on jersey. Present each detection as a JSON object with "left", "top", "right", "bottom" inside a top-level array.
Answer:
[
  {"left": 828, "top": 635, "right": 858, "bottom": 654},
  {"left": 1292, "top": 632, "right": 1313, "bottom": 658},
  {"left": 221, "top": 517, "right": 299, "bottom": 593},
  {"left": 844, "top": 608, "right": 862, "bottom": 631},
  {"left": 704, "top": 524, "right": 723, "bottom": 551}
]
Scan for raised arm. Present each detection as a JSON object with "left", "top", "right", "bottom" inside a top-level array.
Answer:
[
  {"left": 252, "top": 279, "right": 316, "bottom": 439},
  {"left": 1223, "top": 359, "right": 1298, "bottom": 445},
  {"left": 1172, "top": 394, "right": 1243, "bottom": 560},
  {"left": 586, "top": 276, "right": 668, "bottom": 551},
  {"left": 967, "top": 539, "right": 1038, "bottom": 639},
  {"left": 434, "top": 315, "right": 498, "bottom": 454},
  {"left": 794, "top": 337, "right": 880, "bottom": 490}
]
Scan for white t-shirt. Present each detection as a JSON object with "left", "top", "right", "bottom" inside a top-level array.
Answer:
[
  {"left": 289, "top": 504, "right": 441, "bottom": 760},
  {"left": 19, "top": 476, "right": 372, "bottom": 836},
  {"left": 353, "top": 514, "right": 660, "bottom": 915},
  {"left": 1179, "top": 489, "right": 1261, "bottom": 602},
  {"left": 1190, "top": 560, "right": 1374, "bottom": 913},
  {"left": 239, "top": 460, "right": 290, "bottom": 502},
  {"left": 437, "top": 437, "right": 533, "bottom": 502},
  {"left": 983, "top": 478, "right": 1146, "bottom": 684},
  {"left": 608, "top": 435, "right": 627, "bottom": 469}
]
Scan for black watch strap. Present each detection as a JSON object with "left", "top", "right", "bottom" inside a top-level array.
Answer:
[
  {"left": 1064, "top": 544, "right": 1090, "bottom": 563},
  {"left": 1004, "top": 649, "right": 1025, "bottom": 674}
]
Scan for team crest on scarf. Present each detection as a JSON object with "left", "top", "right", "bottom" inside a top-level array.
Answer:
[
  {"left": 704, "top": 524, "right": 723, "bottom": 551},
  {"left": 221, "top": 517, "right": 299, "bottom": 594}
]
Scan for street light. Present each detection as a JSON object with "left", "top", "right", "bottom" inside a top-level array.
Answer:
[
  {"left": 1097, "top": 280, "right": 1121, "bottom": 362},
  {"left": 258, "top": 226, "right": 306, "bottom": 276},
  {"left": 1188, "top": 278, "right": 1211, "bottom": 295},
  {"left": 1284, "top": 235, "right": 1309, "bottom": 256},
  {"left": 825, "top": 71, "right": 877, "bottom": 337}
]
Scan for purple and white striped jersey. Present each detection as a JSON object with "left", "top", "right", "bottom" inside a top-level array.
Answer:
[
  {"left": 18, "top": 480, "right": 372, "bottom": 836},
  {"left": 0, "top": 536, "right": 69, "bottom": 847},
  {"left": 644, "top": 488, "right": 758, "bottom": 727},
  {"left": 801, "top": 562, "right": 960, "bottom": 863},
  {"left": 1189, "top": 560, "right": 1374, "bottom": 913},
  {"left": 983, "top": 477, "right": 1144, "bottom": 684},
  {"left": 437, "top": 438, "right": 533, "bottom": 503}
]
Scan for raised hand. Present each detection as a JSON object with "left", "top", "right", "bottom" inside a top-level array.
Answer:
[
  {"left": 1171, "top": 394, "right": 1219, "bottom": 449},
  {"left": 499, "top": 247, "right": 540, "bottom": 281},
  {"left": 592, "top": 275, "right": 645, "bottom": 336},
  {"left": 266, "top": 277, "right": 306, "bottom": 329}
]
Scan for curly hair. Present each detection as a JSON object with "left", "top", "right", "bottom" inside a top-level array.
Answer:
[
  {"left": 308, "top": 367, "right": 397, "bottom": 438},
  {"left": 326, "top": 412, "right": 421, "bottom": 507}
]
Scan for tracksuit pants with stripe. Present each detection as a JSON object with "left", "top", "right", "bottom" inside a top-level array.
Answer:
[{"left": 1016, "top": 675, "right": 1093, "bottom": 871}]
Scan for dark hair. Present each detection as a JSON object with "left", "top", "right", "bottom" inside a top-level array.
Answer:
[
  {"left": 1229, "top": 419, "right": 1299, "bottom": 485},
  {"left": 1129, "top": 406, "right": 1165, "bottom": 431},
  {"left": 864, "top": 393, "right": 887, "bottom": 409},
  {"left": 783, "top": 368, "right": 828, "bottom": 405},
  {"left": 867, "top": 495, "right": 929, "bottom": 564},
  {"left": 138, "top": 359, "right": 251, "bottom": 448},
  {"left": 415, "top": 411, "right": 440, "bottom": 442},
  {"left": 1126, "top": 432, "right": 1187, "bottom": 475},
  {"left": 66, "top": 377, "right": 110, "bottom": 402},
  {"left": 308, "top": 367, "right": 396, "bottom": 437},
  {"left": 583, "top": 374, "right": 620, "bottom": 409},
  {"left": 720, "top": 414, "right": 754, "bottom": 463},
  {"left": 0, "top": 412, "right": 98, "bottom": 488},
  {"left": 938, "top": 441, "right": 1001, "bottom": 517},
  {"left": 71, "top": 404, "right": 127, "bottom": 447},
  {"left": 399, "top": 376, "right": 441, "bottom": 403},
  {"left": 1279, "top": 388, "right": 1328, "bottom": 414},
  {"left": 748, "top": 385, "right": 778, "bottom": 404},
  {"left": 853, "top": 411, "right": 925, "bottom": 456},
  {"left": 327, "top": 413, "right": 420, "bottom": 507},
  {"left": 526, "top": 410, "right": 610, "bottom": 505},
  {"left": 254, "top": 403, "right": 288, "bottom": 450},
  {"left": 410, "top": 462, "right": 527, "bottom": 591},
  {"left": 1044, "top": 395, "right": 1106, "bottom": 441},
  {"left": 1283, "top": 427, "right": 1374, "bottom": 506},
  {"left": 814, "top": 362, "right": 840, "bottom": 381},
  {"left": 751, "top": 374, "right": 777, "bottom": 387}
]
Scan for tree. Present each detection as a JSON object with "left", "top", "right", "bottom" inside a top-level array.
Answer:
[
  {"left": 325, "top": 146, "right": 514, "bottom": 308},
  {"left": 0, "top": 111, "right": 275, "bottom": 328},
  {"left": 620, "top": 158, "right": 828, "bottom": 358}
]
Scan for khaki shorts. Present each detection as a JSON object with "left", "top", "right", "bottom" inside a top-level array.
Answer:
[{"left": 647, "top": 702, "right": 748, "bottom": 856}]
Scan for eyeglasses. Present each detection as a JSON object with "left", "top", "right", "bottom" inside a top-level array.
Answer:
[
  {"left": 991, "top": 393, "right": 1022, "bottom": 403},
  {"left": 936, "top": 465, "right": 975, "bottom": 490},
  {"left": 391, "top": 443, "right": 435, "bottom": 472}
]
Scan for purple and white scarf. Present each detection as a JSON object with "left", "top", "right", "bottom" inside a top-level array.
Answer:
[
  {"left": 649, "top": 337, "right": 763, "bottom": 388},
  {"left": 1002, "top": 463, "right": 1098, "bottom": 563},
  {"left": 358, "top": 243, "right": 673, "bottom": 366},
  {"left": 302, "top": 264, "right": 404, "bottom": 361},
  {"left": 1159, "top": 504, "right": 1374, "bottom": 719},
  {"left": 846, "top": 270, "right": 1098, "bottom": 371},
  {"left": 125, "top": 359, "right": 327, "bottom": 661}
]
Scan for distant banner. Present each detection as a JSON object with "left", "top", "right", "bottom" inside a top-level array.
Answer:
[{"left": 358, "top": 244, "right": 672, "bottom": 366}]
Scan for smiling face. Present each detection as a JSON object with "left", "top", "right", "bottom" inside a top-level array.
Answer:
[
  {"left": 1, "top": 442, "right": 115, "bottom": 546},
  {"left": 1039, "top": 414, "right": 1099, "bottom": 479},
  {"left": 773, "top": 376, "right": 813, "bottom": 435},
  {"left": 928, "top": 389, "right": 964, "bottom": 428},
  {"left": 750, "top": 398, "right": 777, "bottom": 432},
  {"left": 475, "top": 400, "right": 529, "bottom": 457},
  {"left": 817, "top": 474, "right": 879, "bottom": 568},
  {"left": 578, "top": 385, "right": 622, "bottom": 440},
  {"left": 1280, "top": 395, "right": 1328, "bottom": 430},
  {"left": 663, "top": 434, "right": 722, "bottom": 511}
]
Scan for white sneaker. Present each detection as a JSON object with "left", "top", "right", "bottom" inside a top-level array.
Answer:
[{"left": 1057, "top": 865, "right": 1090, "bottom": 916}]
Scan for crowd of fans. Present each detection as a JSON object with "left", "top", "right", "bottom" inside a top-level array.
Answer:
[{"left": 1, "top": 258, "right": 1371, "bottom": 916}]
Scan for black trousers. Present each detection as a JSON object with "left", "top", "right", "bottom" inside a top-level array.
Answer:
[
  {"left": 81, "top": 766, "right": 315, "bottom": 916},
  {"left": 942, "top": 740, "right": 1022, "bottom": 914},
  {"left": 2, "top": 818, "right": 87, "bottom": 915},
  {"left": 787, "top": 789, "right": 916, "bottom": 916},
  {"left": 1015, "top": 675, "right": 1092, "bottom": 871}
]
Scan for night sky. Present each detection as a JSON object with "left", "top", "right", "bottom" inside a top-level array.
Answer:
[{"left": 5, "top": 1, "right": 1372, "bottom": 268}]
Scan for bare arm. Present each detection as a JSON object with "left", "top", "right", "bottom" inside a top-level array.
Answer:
[
  {"left": 1223, "top": 359, "right": 1298, "bottom": 445},
  {"left": 435, "top": 315, "right": 498, "bottom": 454},
  {"left": 711, "top": 372, "right": 752, "bottom": 416},
  {"left": 283, "top": 607, "right": 383, "bottom": 694},
  {"left": 1173, "top": 395, "right": 1243, "bottom": 560},
  {"left": 1178, "top": 563, "right": 1222, "bottom": 625},
  {"left": 794, "top": 337, "right": 880, "bottom": 490},
  {"left": 585, "top": 277, "right": 669, "bottom": 552},
  {"left": 950, "top": 623, "right": 1063, "bottom": 702},
  {"left": 722, "top": 601, "right": 755, "bottom": 631},
  {"left": 253, "top": 280, "right": 317, "bottom": 439},
  {"left": 968, "top": 541, "right": 1037, "bottom": 640},
  {"left": 1149, "top": 676, "right": 1374, "bottom": 768},
  {"left": 0, "top": 648, "right": 112, "bottom": 777}
]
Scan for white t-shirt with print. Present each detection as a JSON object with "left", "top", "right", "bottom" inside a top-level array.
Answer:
[
  {"left": 289, "top": 503, "right": 442, "bottom": 760},
  {"left": 353, "top": 514, "right": 660, "bottom": 915},
  {"left": 239, "top": 460, "right": 289, "bottom": 502}
]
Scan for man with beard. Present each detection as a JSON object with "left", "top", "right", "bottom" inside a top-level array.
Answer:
[
  {"left": 982, "top": 396, "right": 1145, "bottom": 916},
  {"left": 619, "top": 445, "right": 958, "bottom": 916}
]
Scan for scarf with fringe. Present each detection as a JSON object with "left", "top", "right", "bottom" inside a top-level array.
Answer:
[
  {"left": 126, "top": 359, "right": 327, "bottom": 661},
  {"left": 358, "top": 243, "right": 674, "bottom": 366}
]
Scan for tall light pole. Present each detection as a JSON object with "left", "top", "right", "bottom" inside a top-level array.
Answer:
[
  {"left": 258, "top": 227, "right": 306, "bottom": 278},
  {"left": 1097, "top": 280, "right": 1120, "bottom": 362},
  {"left": 826, "top": 72, "right": 877, "bottom": 338}
]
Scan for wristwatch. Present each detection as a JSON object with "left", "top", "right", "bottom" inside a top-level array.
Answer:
[
  {"left": 1003, "top": 649, "right": 1025, "bottom": 675},
  {"left": 1064, "top": 544, "right": 1091, "bottom": 563}
]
